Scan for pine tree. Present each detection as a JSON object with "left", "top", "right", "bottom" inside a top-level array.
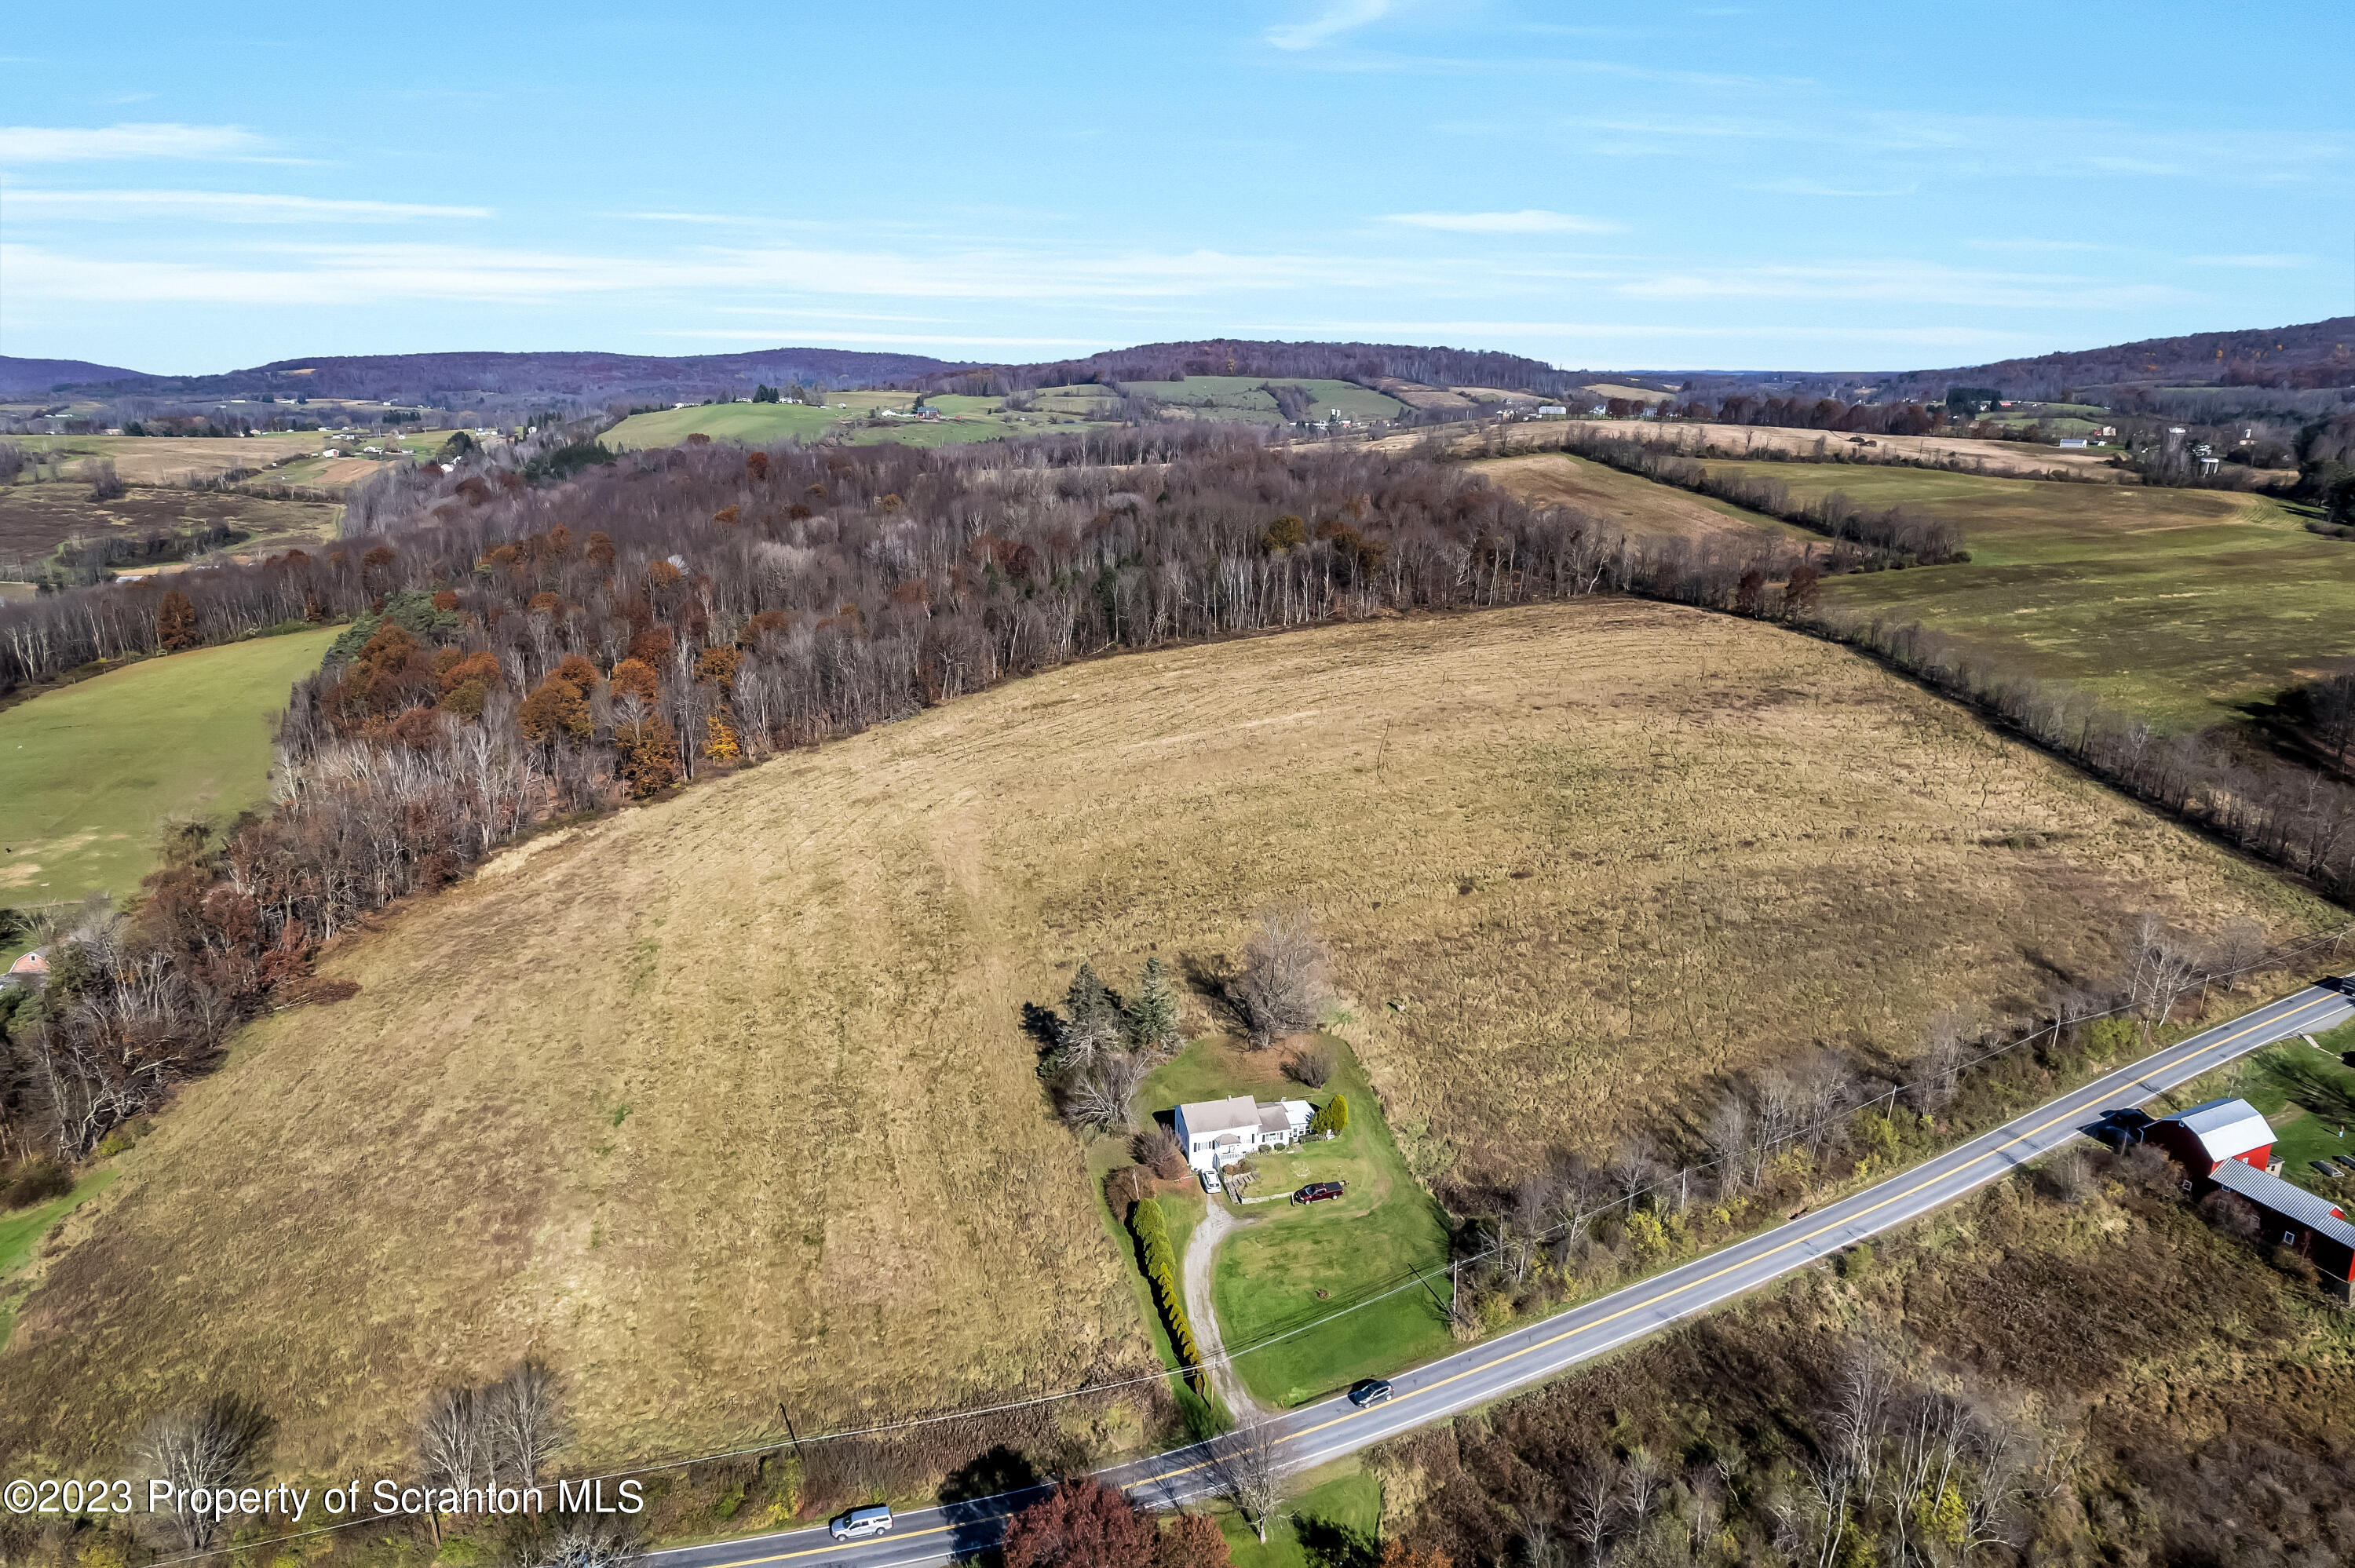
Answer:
[
  {"left": 1057, "top": 961, "right": 1125, "bottom": 1066},
  {"left": 1125, "top": 956, "right": 1182, "bottom": 1053}
]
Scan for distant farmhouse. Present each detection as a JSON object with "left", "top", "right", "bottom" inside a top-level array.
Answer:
[
  {"left": 2, "top": 948, "right": 49, "bottom": 990},
  {"left": 1174, "top": 1095, "right": 1314, "bottom": 1173},
  {"left": 2152, "top": 1096, "right": 2355, "bottom": 1303}
]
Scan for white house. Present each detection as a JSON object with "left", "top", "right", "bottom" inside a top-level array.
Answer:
[
  {"left": 1173, "top": 1095, "right": 1315, "bottom": 1172},
  {"left": 1535, "top": 404, "right": 1568, "bottom": 418}
]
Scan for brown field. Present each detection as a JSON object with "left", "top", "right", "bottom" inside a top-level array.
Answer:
[
  {"left": 1470, "top": 453, "right": 1798, "bottom": 544},
  {"left": 2, "top": 602, "right": 2333, "bottom": 1475},
  {"left": 17, "top": 434, "right": 328, "bottom": 485},
  {"left": 0, "top": 480, "right": 342, "bottom": 564},
  {"left": 1369, "top": 418, "right": 2137, "bottom": 481}
]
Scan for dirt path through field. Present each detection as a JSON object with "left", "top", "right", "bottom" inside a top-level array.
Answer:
[{"left": 1184, "top": 1198, "right": 1263, "bottom": 1421}]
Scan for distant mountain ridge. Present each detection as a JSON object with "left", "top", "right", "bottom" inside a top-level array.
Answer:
[
  {"left": 0, "top": 356, "right": 162, "bottom": 396},
  {"left": 1, "top": 347, "right": 972, "bottom": 404},
  {"left": 1860, "top": 315, "right": 2355, "bottom": 400}
]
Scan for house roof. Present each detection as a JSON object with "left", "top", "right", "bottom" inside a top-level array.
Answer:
[
  {"left": 2210, "top": 1156, "right": 2355, "bottom": 1251},
  {"left": 1179, "top": 1096, "right": 1262, "bottom": 1136},
  {"left": 2160, "top": 1097, "right": 2275, "bottom": 1164},
  {"left": 1257, "top": 1104, "right": 1291, "bottom": 1136},
  {"left": 6, "top": 948, "right": 48, "bottom": 975}
]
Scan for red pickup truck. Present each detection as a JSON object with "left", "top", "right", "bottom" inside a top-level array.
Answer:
[{"left": 1293, "top": 1180, "right": 1346, "bottom": 1205}]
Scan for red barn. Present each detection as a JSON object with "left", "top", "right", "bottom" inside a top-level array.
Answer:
[
  {"left": 2152, "top": 1096, "right": 2354, "bottom": 1304},
  {"left": 2150, "top": 1096, "right": 2274, "bottom": 1176}
]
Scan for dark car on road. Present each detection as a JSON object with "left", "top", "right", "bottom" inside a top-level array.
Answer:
[
  {"left": 1349, "top": 1378, "right": 1393, "bottom": 1407},
  {"left": 1294, "top": 1180, "right": 1346, "bottom": 1205}
]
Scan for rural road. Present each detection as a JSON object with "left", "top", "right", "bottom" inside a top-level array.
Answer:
[{"left": 649, "top": 972, "right": 2353, "bottom": 1568}]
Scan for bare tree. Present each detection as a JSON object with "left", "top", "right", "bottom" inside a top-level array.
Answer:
[
  {"left": 419, "top": 1384, "right": 494, "bottom": 1504},
  {"left": 1216, "top": 1420, "right": 1286, "bottom": 1543},
  {"left": 2207, "top": 916, "right": 2266, "bottom": 986},
  {"left": 131, "top": 1395, "right": 273, "bottom": 1552},
  {"left": 1236, "top": 904, "right": 1331, "bottom": 1048},
  {"left": 489, "top": 1358, "right": 565, "bottom": 1488},
  {"left": 1911, "top": 1009, "right": 1967, "bottom": 1113},
  {"left": 2041, "top": 1147, "right": 2095, "bottom": 1206},
  {"left": 1283, "top": 1045, "right": 1333, "bottom": 1088},
  {"left": 533, "top": 1529, "right": 641, "bottom": 1568},
  {"left": 1568, "top": 1458, "right": 1619, "bottom": 1559},
  {"left": 1707, "top": 1092, "right": 1751, "bottom": 1198},
  {"left": 1622, "top": 1445, "right": 1663, "bottom": 1521},
  {"left": 1061, "top": 1050, "right": 1147, "bottom": 1132},
  {"left": 1520, "top": 1517, "right": 1565, "bottom": 1568}
]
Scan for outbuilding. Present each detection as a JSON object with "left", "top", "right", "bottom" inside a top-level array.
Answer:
[{"left": 2152, "top": 1096, "right": 2354, "bottom": 1303}]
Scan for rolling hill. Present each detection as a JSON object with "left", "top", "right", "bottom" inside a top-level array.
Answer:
[{"left": 2, "top": 600, "right": 2330, "bottom": 1475}]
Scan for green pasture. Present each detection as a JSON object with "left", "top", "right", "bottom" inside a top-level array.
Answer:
[
  {"left": 1705, "top": 461, "right": 2355, "bottom": 731},
  {"left": 2243, "top": 1029, "right": 2355, "bottom": 1203},
  {"left": 1137, "top": 1036, "right": 1452, "bottom": 1409},
  {"left": 0, "top": 1168, "right": 118, "bottom": 1352},
  {"left": 597, "top": 393, "right": 1077, "bottom": 452},
  {"left": 0, "top": 626, "right": 341, "bottom": 908}
]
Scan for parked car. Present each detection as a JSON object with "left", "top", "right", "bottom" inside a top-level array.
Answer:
[
  {"left": 1349, "top": 1378, "right": 1393, "bottom": 1407},
  {"left": 2088, "top": 1108, "right": 2154, "bottom": 1149},
  {"left": 831, "top": 1506, "right": 893, "bottom": 1541},
  {"left": 1294, "top": 1180, "right": 1346, "bottom": 1205}
]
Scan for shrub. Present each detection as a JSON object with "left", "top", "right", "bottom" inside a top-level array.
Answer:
[
  {"left": 1136, "top": 1127, "right": 1188, "bottom": 1181},
  {"left": 1310, "top": 1093, "right": 1350, "bottom": 1136},
  {"left": 1237, "top": 903, "right": 1331, "bottom": 1048},
  {"left": 1126, "top": 1199, "right": 1202, "bottom": 1386},
  {"left": 2, "top": 1158, "right": 74, "bottom": 1210},
  {"left": 1284, "top": 1045, "right": 1333, "bottom": 1088}
]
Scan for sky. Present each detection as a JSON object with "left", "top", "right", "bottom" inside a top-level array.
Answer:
[{"left": 2, "top": 0, "right": 2350, "bottom": 377}]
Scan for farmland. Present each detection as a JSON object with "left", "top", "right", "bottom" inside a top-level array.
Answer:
[
  {"left": 599, "top": 392, "right": 1082, "bottom": 450},
  {"left": 0, "top": 480, "right": 341, "bottom": 574},
  {"left": 2, "top": 599, "right": 2331, "bottom": 1475},
  {"left": 0, "top": 626, "right": 341, "bottom": 907},
  {"left": 1698, "top": 461, "right": 2355, "bottom": 730},
  {"left": 1470, "top": 452, "right": 1796, "bottom": 544}
]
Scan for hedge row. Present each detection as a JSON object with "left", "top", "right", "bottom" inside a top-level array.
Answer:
[{"left": 1128, "top": 1198, "right": 1204, "bottom": 1391}]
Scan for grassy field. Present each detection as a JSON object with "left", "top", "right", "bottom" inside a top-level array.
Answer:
[
  {"left": 1110, "top": 377, "right": 1407, "bottom": 425},
  {"left": 0, "top": 479, "right": 341, "bottom": 569},
  {"left": 1471, "top": 453, "right": 1799, "bottom": 545},
  {"left": 0, "top": 1169, "right": 118, "bottom": 1354},
  {"left": 2238, "top": 1025, "right": 2355, "bottom": 1201},
  {"left": 1698, "top": 461, "right": 2355, "bottom": 730},
  {"left": 1210, "top": 1462, "right": 1382, "bottom": 1568},
  {"left": 12, "top": 432, "right": 329, "bottom": 485},
  {"left": 600, "top": 395, "right": 1079, "bottom": 451},
  {"left": 0, "top": 601, "right": 2334, "bottom": 1473},
  {"left": 0, "top": 627, "right": 340, "bottom": 905}
]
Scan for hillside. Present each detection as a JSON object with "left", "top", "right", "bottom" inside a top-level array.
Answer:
[
  {"left": 3, "top": 600, "right": 2332, "bottom": 1474},
  {"left": 1861, "top": 314, "right": 2355, "bottom": 401},
  {"left": 0, "top": 358, "right": 157, "bottom": 397}
]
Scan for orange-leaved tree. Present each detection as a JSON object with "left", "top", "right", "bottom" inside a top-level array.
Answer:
[
  {"left": 609, "top": 657, "right": 661, "bottom": 706},
  {"left": 616, "top": 711, "right": 680, "bottom": 796},
  {"left": 156, "top": 589, "right": 200, "bottom": 651}
]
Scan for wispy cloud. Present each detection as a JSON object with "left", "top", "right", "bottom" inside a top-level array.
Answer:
[
  {"left": 2184, "top": 253, "right": 2310, "bottom": 268},
  {"left": 0, "top": 122, "right": 272, "bottom": 162},
  {"left": 659, "top": 330, "right": 1101, "bottom": 348},
  {"left": 2, "top": 189, "right": 490, "bottom": 222},
  {"left": 1749, "top": 179, "right": 1916, "bottom": 198},
  {"left": 1382, "top": 209, "right": 1622, "bottom": 234},
  {"left": 1267, "top": 0, "right": 1392, "bottom": 52}
]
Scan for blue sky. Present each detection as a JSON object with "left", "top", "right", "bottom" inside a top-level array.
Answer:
[{"left": 2, "top": 1, "right": 2349, "bottom": 375}]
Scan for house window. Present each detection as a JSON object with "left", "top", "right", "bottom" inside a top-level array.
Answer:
[{"left": 2284, "top": 1231, "right": 2298, "bottom": 1245}]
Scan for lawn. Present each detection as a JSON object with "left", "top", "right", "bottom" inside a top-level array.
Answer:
[
  {"left": 0, "top": 626, "right": 341, "bottom": 906},
  {"left": 2240, "top": 1026, "right": 2355, "bottom": 1202},
  {"left": 1696, "top": 461, "right": 2355, "bottom": 731},
  {"left": 1143, "top": 1037, "right": 1454, "bottom": 1409},
  {"left": 1208, "top": 1461, "right": 1382, "bottom": 1568}
]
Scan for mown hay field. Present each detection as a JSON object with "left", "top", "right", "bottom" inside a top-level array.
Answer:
[
  {"left": 0, "top": 480, "right": 341, "bottom": 564},
  {"left": 1470, "top": 453, "right": 1798, "bottom": 545},
  {"left": 1, "top": 601, "right": 2334, "bottom": 1474},
  {"left": 1701, "top": 461, "right": 2355, "bottom": 730},
  {"left": 0, "top": 627, "right": 343, "bottom": 907}
]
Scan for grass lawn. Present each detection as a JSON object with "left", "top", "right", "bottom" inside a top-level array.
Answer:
[
  {"left": 599, "top": 395, "right": 1077, "bottom": 452},
  {"left": 0, "top": 626, "right": 341, "bottom": 906},
  {"left": 1141, "top": 1036, "right": 1454, "bottom": 1409},
  {"left": 0, "top": 1168, "right": 119, "bottom": 1352},
  {"left": 1697, "top": 461, "right": 2355, "bottom": 731},
  {"left": 1207, "top": 1460, "right": 1382, "bottom": 1568},
  {"left": 2239, "top": 1026, "right": 2355, "bottom": 1203}
]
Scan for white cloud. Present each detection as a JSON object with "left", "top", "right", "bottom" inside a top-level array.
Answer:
[
  {"left": 0, "top": 122, "right": 272, "bottom": 162},
  {"left": 1382, "top": 209, "right": 1621, "bottom": 234},
  {"left": 2, "top": 189, "right": 490, "bottom": 222},
  {"left": 1267, "top": 0, "right": 1392, "bottom": 52}
]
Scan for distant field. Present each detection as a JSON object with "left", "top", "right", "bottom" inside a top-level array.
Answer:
[
  {"left": 1700, "top": 461, "right": 2355, "bottom": 730},
  {"left": 1378, "top": 418, "right": 2136, "bottom": 483},
  {"left": 13, "top": 432, "right": 327, "bottom": 485},
  {"left": 1472, "top": 453, "right": 1799, "bottom": 545},
  {"left": 1105, "top": 377, "right": 1405, "bottom": 425},
  {"left": 1583, "top": 383, "right": 1674, "bottom": 403},
  {"left": 0, "top": 628, "right": 339, "bottom": 906},
  {"left": 2, "top": 600, "right": 2330, "bottom": 1474},
  {"left": 599, "top": 394, "right": 1073, "bottom": 450},
  {"left": 0, "top": 480, "right": 341, "bottom": 568}
]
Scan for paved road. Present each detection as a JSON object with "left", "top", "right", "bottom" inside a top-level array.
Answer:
[{"left": 651, "top": 973, "right": 2353, "bottom": 1568}]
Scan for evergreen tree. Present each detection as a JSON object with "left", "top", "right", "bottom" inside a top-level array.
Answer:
[
  {"left": 1125, "top": 955, "right": 1183, "bottom": 1052},
  {"left": 1057, "top": 961, "right": 1125, "bottom": 1067}
]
